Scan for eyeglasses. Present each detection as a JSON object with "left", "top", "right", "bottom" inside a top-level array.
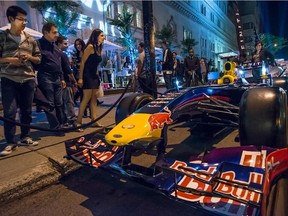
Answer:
[{"left": 15, "top": 17, "right": 29, "bottom": 23}]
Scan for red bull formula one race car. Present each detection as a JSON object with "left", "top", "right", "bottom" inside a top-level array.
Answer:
[{"left": 65, "top": 76, "right": 288, "bottom": 216}]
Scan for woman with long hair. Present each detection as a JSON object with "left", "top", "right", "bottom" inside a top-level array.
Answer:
[
  {"left": 75, "top": 29, "right": 105, "bottom": 131},
  {"left": 72, "top": 38, "right": 85, "bottom": 104}
]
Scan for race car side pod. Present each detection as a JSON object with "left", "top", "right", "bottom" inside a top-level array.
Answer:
[{"left": 0, "top": 78, "right": 134, "bottom": 133}]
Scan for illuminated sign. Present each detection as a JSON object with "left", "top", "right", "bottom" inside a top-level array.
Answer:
[{"left": 235, "top": 10, "right": 246, "bottom": 54}]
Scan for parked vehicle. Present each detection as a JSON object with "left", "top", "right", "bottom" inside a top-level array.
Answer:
[{"left": 65, "top": 76, "right": 288, "bottom": 216}]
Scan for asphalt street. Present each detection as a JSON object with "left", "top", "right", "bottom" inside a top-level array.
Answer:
[{"left": 0, "top": 87, "right": 239, "bottom": 215}]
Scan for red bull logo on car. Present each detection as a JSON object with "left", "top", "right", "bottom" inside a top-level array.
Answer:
[{"left": 148, "top": 106, "right": 173, "bottom": 131}]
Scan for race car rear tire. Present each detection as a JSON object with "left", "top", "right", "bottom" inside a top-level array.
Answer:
[
  {"left": 272, "top": 77, "right": 288, "bottom": 92},
  {"left": 266, "top": 175, "right": 288, "bottom": 216},
  {"left": 239, "top": 87, "right": 288, "bottom": 148},
  {"left": 115, "top": 93, "right": 154, "bottom": 124}
]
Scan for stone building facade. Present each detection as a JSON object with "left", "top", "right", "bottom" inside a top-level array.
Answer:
[{"left": 0, "top": 1, "right": 239, "bottom": 70}]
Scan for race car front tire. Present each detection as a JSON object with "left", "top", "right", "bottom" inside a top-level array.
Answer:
[
  {"left": 239, "top": 87, "right": 288, "bottom": 148},
  {"left": 266, "top": 175, "right": 288, "bottom": 216},
  {"left": 115, "top": 93, "right": 154, "bottom": 124}
]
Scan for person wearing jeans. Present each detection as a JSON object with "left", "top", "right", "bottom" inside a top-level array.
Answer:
[
  {"left": 35, "top": 22, "right": 66, "bottom": 136},
  {"left": 56, "top": 35, "right": 77, "bottom": 125},
  {"left": 0, "top": 6, "right": 41, "bottom": 156},
  {"left": 37, "top": 73, "right": 65, "bottom": 129}
]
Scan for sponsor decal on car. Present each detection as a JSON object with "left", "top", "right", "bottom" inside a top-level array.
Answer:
[{"left": 148, "top": 106, "right": 173, "bottom": 131}]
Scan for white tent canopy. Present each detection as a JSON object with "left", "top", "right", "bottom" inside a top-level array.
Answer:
[
  {"left": 0, "top": 24, "right": 43, "bottom": 38},
  {"left": 68, "top": 38, "right": 123, "bottom": 51},
  {"left": 0, "top": 24, "right": 123, "bottom": 51},
  {"left": 103, "top": 39, "right": 123, "bottom": 51}
]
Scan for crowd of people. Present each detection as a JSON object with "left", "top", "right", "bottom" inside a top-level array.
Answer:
[
  {"left": 135, "top": 39, "right": 275, "bottom": 92},
  {"left": 0, "top": 6, "right": 106, "bottom": 156},
  {"left": 0, "top": 5, "right": 274, "bottom": 157},
  {"left": 135, "top": 41, "right": 211, "bottom": 93}
]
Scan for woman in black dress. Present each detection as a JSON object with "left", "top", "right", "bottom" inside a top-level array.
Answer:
[
  {"left": 75, "top": 29, "right": 105, "bottom": 130},
  {"left": 72, "top": 38, "right": 85, "bottom": 104}
]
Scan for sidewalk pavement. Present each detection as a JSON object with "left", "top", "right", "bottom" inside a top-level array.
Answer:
[
  {"left": 0, "top": 91, "right": 128, "bottom": 204},
  {"left": 0, "top": 87, "right": 166, "bottom": 204}
]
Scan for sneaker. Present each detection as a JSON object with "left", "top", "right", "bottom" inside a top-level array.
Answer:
[
  {"left": 17, "top": 138, "right": 39, "bottom": 146},
  {"left": 74, "top": 123, "right": 84, "bottom": 132},
  {"left": 62, "top": 123, "right": 73, "bottom": 128},
  {"left": 0, "top": 144, "right": 17, "bottom": 156},
  {"left": 91, "top": 121, "right": 103, "bottom": 127},
  {"left": 36, "top": 107, "right": 44, "bottom": 113},
  {"left": 97, "top": 100, "right": 104, "bottom": 106}
]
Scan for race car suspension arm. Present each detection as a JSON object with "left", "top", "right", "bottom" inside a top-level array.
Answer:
[
  {"left": 203, "top": 93, "right": 239, "bottom": 108},
  {"left": 203, "top": 114, "right": 238, "bottom": 127},
  {"left": 202, "top": 93, "right": 239, "bottom": 114},
  {"left": 197, "top": 102, "right": 239, "bottom": 112},
  {"left": 195, "top": 104, "right": 239, "bottom": 127},
  {"left": 197, "top": 106, "right": 239, "bottom": 116}
]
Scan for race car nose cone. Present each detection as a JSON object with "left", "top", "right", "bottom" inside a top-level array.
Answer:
[{"left": 105, "top": 113, "right": 162, "bottom": 146}]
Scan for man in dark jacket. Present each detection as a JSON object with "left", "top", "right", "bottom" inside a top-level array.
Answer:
[
  {"left": 56, "top": 35, "right": 77, "bottom": 125},
  {"left": 172, "top": 52, "right": 181, "bottom": 84},
  {"left": 184, "top": 48, "right": 200, "bottom": 87},
  {"left": 161, "top": 40, "right": 174, "bottom": 90},
  {"left": 251, "top": 41, "right": 274, "bottom": 83},
  {"left": 35, "top": 22, "right": 66, "bottom": 135}
]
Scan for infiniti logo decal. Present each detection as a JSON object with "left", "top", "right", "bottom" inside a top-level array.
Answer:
[
  {"left": 121, "top": 124, "right": 135, "bottom": 129},
  {"left": 113, "top": 134, "right": 122, "bottom": 138}
]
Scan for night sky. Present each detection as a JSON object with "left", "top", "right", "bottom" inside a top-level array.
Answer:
[
  {"left": 259, "top": 1, "right": 288, "bottom": 38},
  {"left": 258, "top": 1, "right": 288, "bottom": 59}
]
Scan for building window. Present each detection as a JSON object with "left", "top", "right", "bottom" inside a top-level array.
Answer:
[
  {"left": 220, "top": 1, "right": 227, "bottom": 14},
  {"left": 217, "top": 44, "right": 221, "bottom": 53},
  {"left": 210, "top": 12, "right": 214, "bottom": 23},
  {"left": 126, "top": 4, "right": 134, "bottom": 26},
  {"left": 217, "top": 18, "right": 221, "bottom": 28},
  {"left": 200, "top": 37, "right": 207, "bottom": 48},
  {"left": 107, "top": 4, "right": 113, "bottom": 19},
  {"left": 243, "top": 22, "right": 254, "bottom": 30},
  {"left": 116, "top": 3, "right": 123, "bottom": 16},
  {"left": 211, "top": 42, "right": 215, "bottom": 52},
  {"left": 135, "top": 8, "right": 142, "bottom": 28},
  {"left": 201, "top": 4, "right": 206, "bottom": 16},
  {"left": 114, "top": 3, "right": 143, "bottom": 29},
  {"left": 244, "top": 36, "right": 253, "bottom": 43},
  {"left": 183, "top": 28, "right": 193, "bottom": 40}
]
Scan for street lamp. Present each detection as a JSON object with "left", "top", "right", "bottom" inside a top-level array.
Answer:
[{"left": 266, "top": 43, "right": 277, "bottom": 48}]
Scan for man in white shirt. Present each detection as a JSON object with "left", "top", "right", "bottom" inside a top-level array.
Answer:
[{"left": 135, "top": 42, "right": 151, "bottom": 94}]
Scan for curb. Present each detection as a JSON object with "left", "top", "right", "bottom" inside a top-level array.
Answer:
[{"left": 0, "top": 158, "right": 81, "bottom": 204}]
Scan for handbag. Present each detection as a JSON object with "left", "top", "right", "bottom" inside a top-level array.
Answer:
[{"left": 96, "top": 83, "right": 104, "bottom": 98}]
